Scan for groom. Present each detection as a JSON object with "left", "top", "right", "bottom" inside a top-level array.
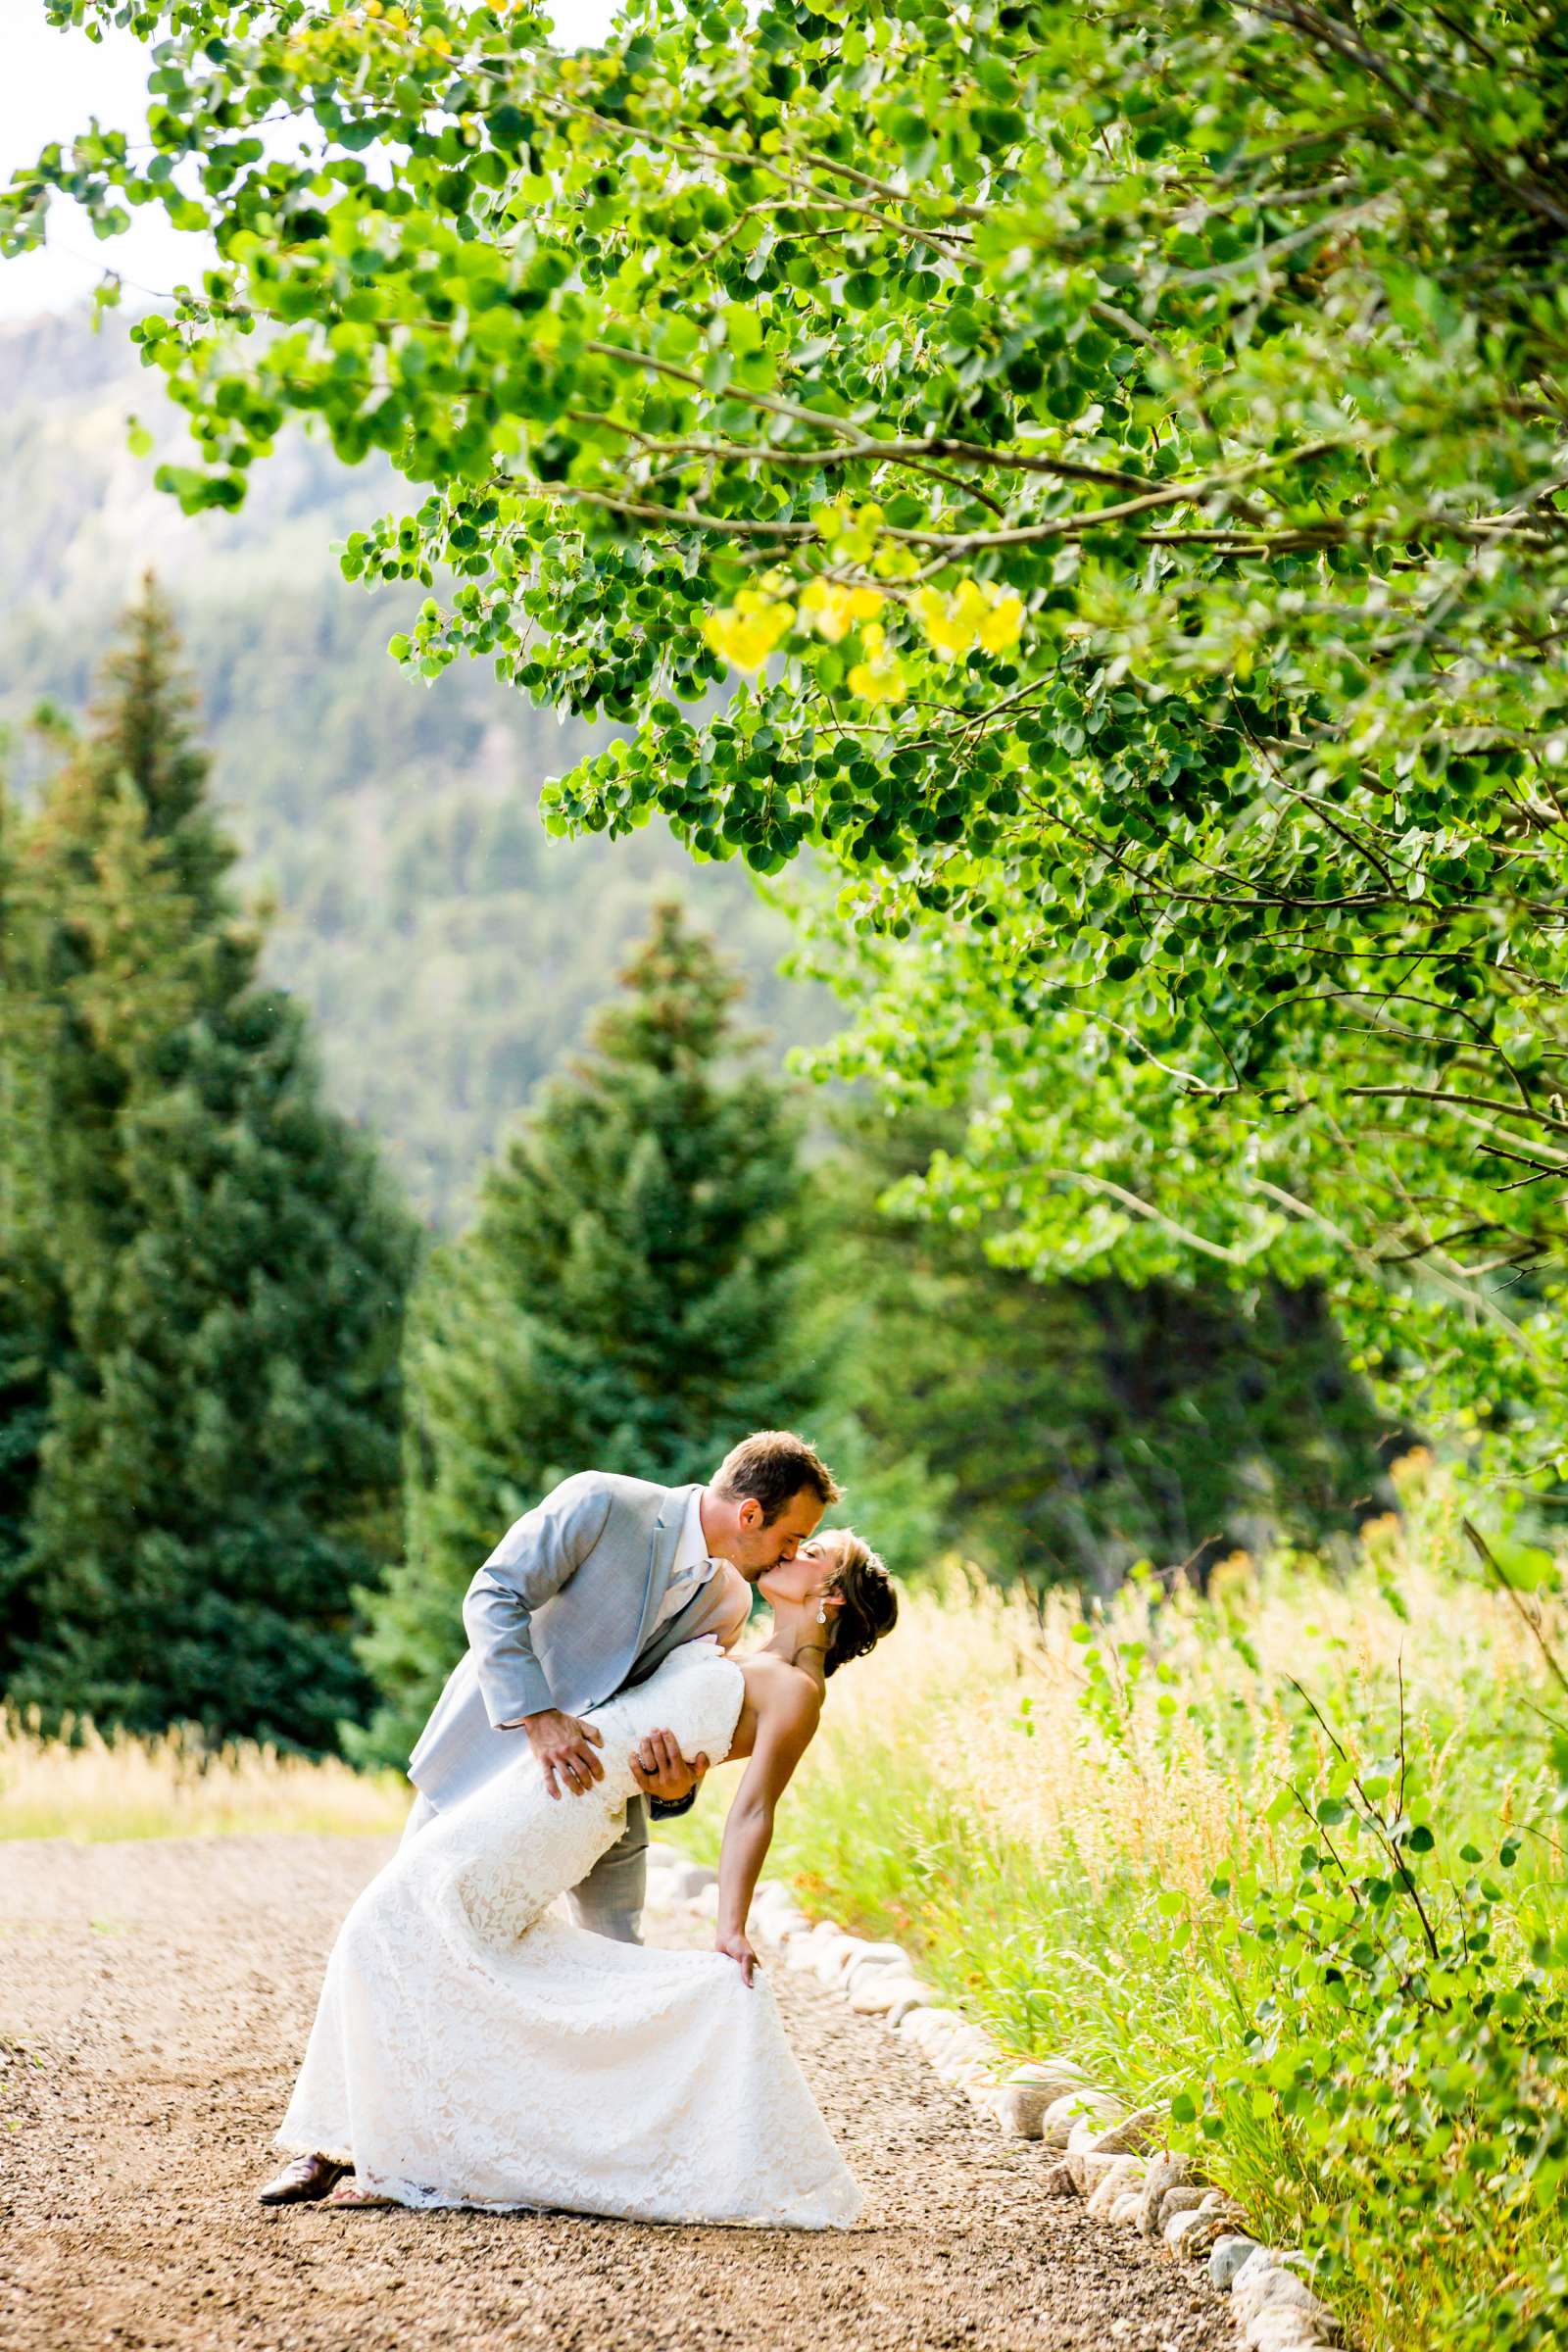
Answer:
[{"left": 260, "top": 1428, "right": 840, "bottom": 2205}]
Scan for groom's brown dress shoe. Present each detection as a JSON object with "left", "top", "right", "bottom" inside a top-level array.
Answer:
[{"left": 258, "top": 2153, "right": 348, "bottom": 2206}]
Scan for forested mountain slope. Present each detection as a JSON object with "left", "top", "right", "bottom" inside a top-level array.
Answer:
[{"left": 0, "top": 312, "right": 832, "bottom": 1221}]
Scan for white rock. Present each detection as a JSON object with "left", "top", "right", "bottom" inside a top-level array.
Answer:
[
  {"left": 1006, "top": 2056, "right": 1090, "bottom": 2093},
  {"left": 849, "top": 1972, "right": 929, "bottom": 2016},
  {"left": 992, "top": 2061, "right": 1092, "bottom": 2138},
  {"left": 646, "top": 1839, "right": 683, "bottom": 1868},
  {"left": 1165, "top": 2208, "right": 1225, "bottom": 2259},
  {"left": 1136, "top": 2153, "right": 1193, "bottom": 2236},
  {"left": 1041, "top": 2087, "right": 1122, "bottom": 2150},
  {"left": 1157, "top": 2186, "right": 1206, "bottom": 2230},
  {"left": 663, "top": 1860, "right": 715, "bottom": 1901},
  {"left": 834, "top": 1939, "right": 908, "bottom": 1981},
  {"left": 757, "top": 1911, "right": 812, "bottom": 1944},
  {"left": 937, "top": 2046, "right": 998, "bottom": 2089},
  {"left": 1209, "top": 2235, "right": 1262, "bottom": 2290},
  {"left": 1231, "top": 2249, "right": 1279, "bottom": 2293},
  {"left": 1107, "top": 2191, "right": 1145, "bottom": 2228},
  {"left": 884, "top": 1984, "right": 931, "bottom": 2028},
  {"left": 688, "top": 1881, "right": 719, "bottom": 1919},
  {"left": 941, "top": 2027, "right": 998, "bottom": 2067},
  {"left": 994, "top": 2083, "right": 1054, "bottom": 2139},
  {"left": 1088, "top": 2103, "right": 1162, "bottom": 2157},
  {"left": 1085, "top": 2155, "right": 1145, "bottom": 2218},
  {"left": 1234, "top": 2268, "right": 1329, "bottom": 2328},
  {"left": 843, "top": 1950, "right": 911, "bottom": 1996},
  {"left": 808, "top": 1936, "right": 860, "bottom": 1984},
  {"left": 751, "top": 1892, "right": 804, "bottom": 1925},
  {"left": 898, "top": 2006, "right": 967, "bottom": 2047},
  {"left": 1245, "top": 2312, "right": 1326, "bottom": 2352},
  {"left": 1065, "top": 2106, "right": 1151, "bottom": 2192},
  {"left": 1066, "top": 2151, "right": 1111, "bottom": 2197}
]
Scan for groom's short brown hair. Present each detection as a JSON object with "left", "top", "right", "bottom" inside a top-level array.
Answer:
[{"left": 711, "top": 1431, "right": 842, "bottom": 1521}]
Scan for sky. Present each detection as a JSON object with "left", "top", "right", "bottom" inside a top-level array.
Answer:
[{"left": 0, "top": 2, "right": 619, "bottom": 320}]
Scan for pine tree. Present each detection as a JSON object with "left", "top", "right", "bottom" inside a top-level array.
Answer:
[
  {"left": 0, "top": 769, "right": 66, "bottom": 1683},
  {"left": 1, "top": 580, "right": 417, "bottom": 1751},
  {"left": 814, "top": 1107, "right": 1387, "bottom": 1599},
  {"left": 349, "top": 902, "right": 811, "bottom": 1768}
]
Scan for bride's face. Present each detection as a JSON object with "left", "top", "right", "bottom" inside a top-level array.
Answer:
[{"left": 759, "top": 1535, "right": 843, "bottom": 1617}]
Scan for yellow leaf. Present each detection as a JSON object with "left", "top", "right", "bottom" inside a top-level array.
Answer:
[
  {"left": 846, "top": 622, "right": 906, "bottom": 705},
  {"left": 912, "top": 586, "right": 976, "bottom": 660},
  {"left": 702, "top": 590, "right": 796, "bottom": 673},
  {"left": 848, "top": 660, "right": 906, "bottom": 706},
  {"left": 912, "top": 577, "right": 1027, "bottom": 662},
  {"left": 977, "top": 593, "right": 1025, "bottom": 654},
  {"left": 800, "top": 579, "right": 885, "bottom": 643}
]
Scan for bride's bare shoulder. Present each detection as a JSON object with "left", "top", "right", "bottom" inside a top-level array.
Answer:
[{"left": 741, "top": 1651, "right": 823, "bottom": 1728}]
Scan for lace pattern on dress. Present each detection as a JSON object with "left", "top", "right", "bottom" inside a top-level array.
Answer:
[{"left": 276, "top": 1641, "right": 860, "bottom": 2230}]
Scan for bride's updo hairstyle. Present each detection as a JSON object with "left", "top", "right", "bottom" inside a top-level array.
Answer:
[{"left": 822, "top": 1532, "right": 898, "bottom": 1676}]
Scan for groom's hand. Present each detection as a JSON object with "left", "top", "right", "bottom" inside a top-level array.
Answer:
[
  {"left": 630, "top": 1729, "right": 709, "bottom": 1806},
  {"left": 521, "top": 1707, "right": 605, "bottom": 1799}
]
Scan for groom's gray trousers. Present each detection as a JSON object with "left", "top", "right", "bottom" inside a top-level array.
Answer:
[{"left": 399, "top": 1787, "right": 650, "bottom": 1943}]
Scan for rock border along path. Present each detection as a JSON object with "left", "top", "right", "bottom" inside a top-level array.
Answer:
[
  {"left": 4, "top": 1832, "right": 1243, "bottom": 2352},
  {"left": 650, "top": 1844, "right": 1347, "bottom": 2352}
]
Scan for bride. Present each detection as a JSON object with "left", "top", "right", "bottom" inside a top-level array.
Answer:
[{"left": 273, "top": 1530, "right": 897, "bottom": 2229}]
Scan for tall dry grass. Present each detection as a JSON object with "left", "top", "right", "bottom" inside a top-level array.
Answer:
[
  {"left": 0, "top": 1710, "right": 409, "bottom": 1841},
  {"left": 698, "top": 1467, "right": 1563, "bottom": 1917}
]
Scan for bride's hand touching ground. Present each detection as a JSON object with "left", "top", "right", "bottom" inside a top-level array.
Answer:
[{"left": 715, "top": 1927, "right": 761, "bottom": 1985}]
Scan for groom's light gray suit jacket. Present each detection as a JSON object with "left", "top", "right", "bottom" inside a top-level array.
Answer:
[{"left": 409, "top": 1469, "right": 741, "bottom": 1817}]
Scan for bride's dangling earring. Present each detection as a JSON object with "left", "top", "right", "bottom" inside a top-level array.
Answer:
[{"left": 816, "top": 1603, "right": 828, "bottom": 1624}]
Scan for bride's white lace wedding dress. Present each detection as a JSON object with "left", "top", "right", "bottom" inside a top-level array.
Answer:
[{"left": 276, "top": 1641, "right": 860, "bottom": 2228}]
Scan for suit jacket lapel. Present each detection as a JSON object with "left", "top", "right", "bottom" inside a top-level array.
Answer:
[{"left": 629, "top": 1483, "right": 700, "bottom": 1665}]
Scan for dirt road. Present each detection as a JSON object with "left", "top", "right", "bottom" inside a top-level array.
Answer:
[{"left": 0, "top": 1836, "right": 1235, "bottom": 2352}]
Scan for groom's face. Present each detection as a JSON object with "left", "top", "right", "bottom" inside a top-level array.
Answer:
[{"left": 729, "top": 1489, "right": 825, "bottom": 1581}]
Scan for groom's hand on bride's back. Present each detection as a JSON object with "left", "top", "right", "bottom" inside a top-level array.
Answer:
[
  {"left": 629, "top": 1729, "right": 709, "bottom": 1807},
  {"left": 514, "top": 1706, "right": 606, "bottom": 1799}
]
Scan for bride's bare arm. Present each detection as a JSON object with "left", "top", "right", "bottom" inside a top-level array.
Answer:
[{"left": 714, "top": 1669, "right": 820, "bottom": 1984}]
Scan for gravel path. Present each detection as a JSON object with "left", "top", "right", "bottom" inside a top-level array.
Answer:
[{"left": 0, "top": 1836, "right": 1236, "bottom": 2352}]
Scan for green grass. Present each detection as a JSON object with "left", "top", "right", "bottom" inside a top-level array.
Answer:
[{"left": 676, "top": 1468, "right": 1568, "bottom": 2352}]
